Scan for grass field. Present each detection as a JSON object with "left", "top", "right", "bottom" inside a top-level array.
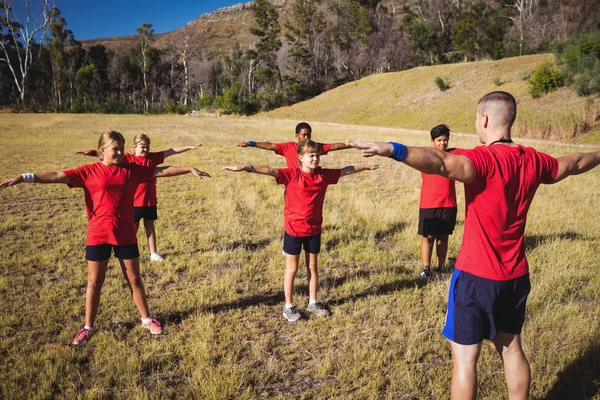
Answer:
[{"left": 1, "top": 114, "right": 600, "bottom": 399}]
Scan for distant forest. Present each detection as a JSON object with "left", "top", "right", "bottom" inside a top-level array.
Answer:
[{"left": 1, "top": 0, "right": 599, "bottom": 114}]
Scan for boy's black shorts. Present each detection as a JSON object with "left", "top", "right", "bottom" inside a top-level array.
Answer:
[
  {"left": 134, "top": 205, "right": 158, "bottom": 223},
  {"left": 418, "top": 207, "right": 457, "bottom": 236},
  {"left": 283, "top": 231, "right": 321, "bottom": 255}
]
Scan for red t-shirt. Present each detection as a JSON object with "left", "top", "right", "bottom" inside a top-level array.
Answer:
[
  {"left": 276, "top": 167, "right": 341, "bottom": 236},
  {"left": 456, "top": 145, "right": 558, "bottom": 280},
  {"left": 275, "top": 142, "right": 333, "bottom": 168},
  {"left": 64, "top": 159, "right": 156, "bottom": 246},
  {"left": 122, "top": 152, "right": 165, "bottom": 207},
  {"left": 420, "top": 148, "right": 467, "bottom": 208}
]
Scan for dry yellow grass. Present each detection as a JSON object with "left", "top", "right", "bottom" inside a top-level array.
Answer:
[{"left": 0, "top": 114, "right": 599, "bottom": 399}]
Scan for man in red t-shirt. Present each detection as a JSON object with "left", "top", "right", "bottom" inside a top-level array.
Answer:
[
  {"left": 418, "top": 124, "right": 467, "bottom": 280},
  {"left": 224, "top": 140, "right": 379, "bottom": 322},
  {"left": 236, "top": 122, "right": 351, "bottom": 168},
  {"left": 347, "top": 91, "right": 600, "bottom": 399}
]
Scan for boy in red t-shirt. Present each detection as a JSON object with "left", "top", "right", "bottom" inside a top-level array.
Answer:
[
  {"left": 236, "top": 122, "right": 351, "bottom": 168},
  {"left": 224, "top": 140, "right": 379, "bottom": 322},
  {"left": 418, "top": 124, "right": 466, "bottom": 280},
  {"left": 2, "top": 131, "right": 210, "bottom": 346},
  {"left": 78, "top": 134, "right": 202, "bottom": 262}
]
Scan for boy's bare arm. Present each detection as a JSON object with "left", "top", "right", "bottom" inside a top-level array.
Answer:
[
  {"left": 340, "top": 164, "right": 379, "bottom": 177},
  {"left": 154, "top": 166, "right": 211, "bottom": 179},
  {"left": 236, "top": 141, "right": 278, "bottom": 151},
  {"left": 76, "top": 149, "right": 98, "bottom": 157},
  {"left": 552, "top": 151, "right": 600, "bottom": 184},
  {"left": 327, "top": 142, "right": 352, "bottom": 151},
  {"left": 346, "top": 140, "right": 475, "bottom": 183},
  {"left": 163, "top": 144, "right": 202, "bottom": 158},
  {"left": 0, "top": 171, "right": 71, "bottom": 189},
  {"left": 223, "top": 164, "right": 279, "bottom": 178}
]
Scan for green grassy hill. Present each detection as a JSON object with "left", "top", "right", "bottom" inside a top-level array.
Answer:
[{"left": 264, "top": 54, "right": 600, "bottom": 142}]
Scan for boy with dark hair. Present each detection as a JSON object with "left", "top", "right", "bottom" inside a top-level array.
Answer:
[
  {"left": 418, "top": 124, "right": 466, "bottom": 280},
  {"left": 236, "top": 122, "right": 351, "bottom": 167}
]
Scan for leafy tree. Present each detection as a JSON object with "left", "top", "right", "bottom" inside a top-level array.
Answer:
[
  {"left": 285, "top": 0, "right": 327, "bottom": 100},
  {"left": 247, "top": 0, "right": 282, "bottom": 109},
  {"left": 554, "top": 32, "right": 600, "bottom": 96},
  {"left": 451, "top": 2, "right": 507, "bottom": 61},
  {"left": 46, "top": 7, "right": 74, "bottom": 110}
]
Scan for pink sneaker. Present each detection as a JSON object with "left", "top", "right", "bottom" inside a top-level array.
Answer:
[
  {"left": 72, "top": 328, "right": 91, "bottom": 346},
  {"left": 142, "top": 318, "right": 163, "bottom": 335}
]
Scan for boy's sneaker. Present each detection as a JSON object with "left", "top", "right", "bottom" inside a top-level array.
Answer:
[
  {"left": 307, "top": 302, "right": 330, "bottom": 317},
  {"left": 72, "top": 328, "right": 91, "bottom": 346},
  {"left": 150, "top": 253, "right": 164, "bottom": 262},
  {"left": 282, "top": 306, "right": 301, "bottom": 322},
  {"left": 420, "top": 269, "right": 433, "bottom": 280},
  {"left": 142, "top": 318, "right": 163, "bottom": 334}
]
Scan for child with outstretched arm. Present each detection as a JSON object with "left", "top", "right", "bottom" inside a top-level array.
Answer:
[
  {"left": 77, "top": 134, "right": 202, "bottom": 261},
  {"left": 418, "top": 124, "right": 467, "bottom": 280},
  {"left": 236, "top": 122, "right": 351, "bottom": 167},
  {"left": 2, "top": 130, "right": 211, "bottom": 346},
  {"left": 224, "top": 140, "right": 379, "bottom": 321}
]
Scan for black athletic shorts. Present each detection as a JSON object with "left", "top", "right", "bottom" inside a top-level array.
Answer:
[
  {"left": 283, "top": 231, "right": 321, "bottom": 255},
  {"left": 418, "top": 207, "right": 457, "bottom": 236},
  {"left": 86, "top": 243, "right": 140, "bottom": 261},
  {"left": 134, "top": 205, "right": 158, "bottom": 223}
]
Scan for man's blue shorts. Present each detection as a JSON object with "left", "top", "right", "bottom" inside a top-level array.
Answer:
[
  {"left": 134, "top": 205, "right": 158, "bottom": 223},
  {"left": 86, "top": 243, "right": 140, "bottom": 261},
  {"left": 283, "top": 231, "right": 321, "bottom": 255},
  {"left": 442, "top": 268, "right": 531, "bottom": 345}
]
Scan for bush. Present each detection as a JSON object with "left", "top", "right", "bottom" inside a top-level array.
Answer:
[
  {"left": 555, "top": 32, "right": 600, "bottom": 97},
  {"left": 528, "top": 62, "right": 564, "bottom": 98},
  {"left": 434, "top": 76, "right": 451, "bottom": 91},
  {"left": 492, "top": 76, "right": 503, "bottom": 86}
]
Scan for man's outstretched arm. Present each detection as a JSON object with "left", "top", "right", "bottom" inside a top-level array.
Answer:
[
  {"left": 236, "top": 141, "right": 278, "bottom": 151},
  {"left": 346, "top": 140, "right": 475, "bottom": 183},
  {"left": 552, "top": 152, "right": 600, "bottom": 184}
]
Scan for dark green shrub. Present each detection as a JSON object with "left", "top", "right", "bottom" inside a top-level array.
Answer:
[
  {"left": 528, "top": 62, "right": 564, "bottom": 98},
  {"left": 434, "top": 76, "right": 451, "bottom": 91}
]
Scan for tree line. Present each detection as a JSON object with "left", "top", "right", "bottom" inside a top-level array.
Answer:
[{"left": 1, "top": 0, "right": 598, "bottom": 114}]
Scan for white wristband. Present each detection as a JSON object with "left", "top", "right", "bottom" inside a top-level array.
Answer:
[{"left": 22, "top": 173, "right": 35, "bottom": 183}]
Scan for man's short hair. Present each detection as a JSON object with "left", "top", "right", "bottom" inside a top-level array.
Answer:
[
  {"left": 295, "top": 122, "right": 312, "bottom": 135},
  {"left": 431, "top": 124, "right": 450, "bottom": 140},
  {"left": 478, "top": 91, "right": 517, "bottom": 128}
]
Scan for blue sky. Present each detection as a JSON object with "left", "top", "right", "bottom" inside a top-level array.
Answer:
[{"left": 17, "top": 0, "right": 243, "bottom": 40}]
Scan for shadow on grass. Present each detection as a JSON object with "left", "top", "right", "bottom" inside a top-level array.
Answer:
[
  {"left": 324, "top": 221, "right": 411, "bottom": 250},
  {"left": 538, "top": 333, "right": 600, "bottom": 400},
  {"left": 331, "top": 276, "right": 427, "bottom": 307},
  {"left": 160, "top": 269, "right": 425, "bottom": 324},
  {"left": 524, "top": 232, "right": 588, "bottom": 252}
]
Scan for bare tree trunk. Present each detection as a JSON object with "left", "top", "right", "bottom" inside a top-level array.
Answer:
[{"left": 0, "top": 0, "right": 51, "bottom": 105}]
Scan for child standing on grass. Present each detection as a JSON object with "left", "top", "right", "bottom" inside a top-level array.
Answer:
[
  {"left": 224, "top": 140, "right": 379, "bottom": 321},
  {"left": 1, "top": 130, "right": 211, "bottom": 346},
  {"left": 236, "top": 122, "right": 351, "bottom": 168},
  {"left": 418, "top": 124, "right": 467, "bottom": 280},
  {"left": 78, "top": 134, "right": 202, "bottom": 262}
]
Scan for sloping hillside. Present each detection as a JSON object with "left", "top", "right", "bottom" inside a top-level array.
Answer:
[{"left": 263, "top": 54, "right": 599, "bottom": 141}]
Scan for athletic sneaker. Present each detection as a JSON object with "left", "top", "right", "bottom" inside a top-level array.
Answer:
[
  {"left": 307, "top": 302, "right": 330, "bottom": 317},
  {"left": 282, "top": 306, "right": 301, "bottom": 322},
  {"left": 142, "top": 318, "right": 163, "bottom": 334},
  {"left": 72, "top": 328, "right": 91, "bottom": 346},
  {"left": 150, "top": 253, "right": 164, "bottom": 262},
  {"left": 420, "top": 269, "right": 433, "bottom": 280}
]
